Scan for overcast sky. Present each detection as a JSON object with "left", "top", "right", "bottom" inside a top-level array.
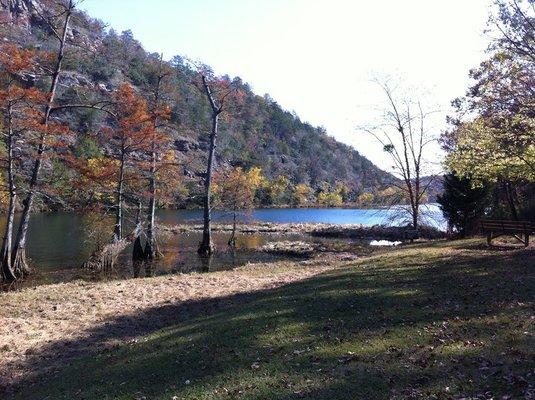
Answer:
[{"left": 80, "top": 0, "right": 493, "bottom": 173}]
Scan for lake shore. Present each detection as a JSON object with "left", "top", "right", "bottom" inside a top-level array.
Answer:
[
  {"left": 162, "top": 221, "right": 446, "bottom": 240},
  {"left": 1, "top": 239, "right": 533, "bottom": 399}
]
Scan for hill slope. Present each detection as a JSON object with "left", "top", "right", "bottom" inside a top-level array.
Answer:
[{"left": 1, "top": 0, "right": 393, "bottom": 206}]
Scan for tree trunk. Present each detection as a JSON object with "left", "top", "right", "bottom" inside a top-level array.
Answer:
[
  {"left": 198, "top": 113, "right": 219, "bottom": 256},
  {"left": 145, "top": 61, "right": 164, "bottom": 260},
  {"left": 228, "top": 211, "right": 237, "bottom": 247},
  {"left": 114, "top": 154, "right": 125, "bottom": 242},
  {"left": 1, "top": 189, "right": 17, "bottom": 281},
  {"left": 504, "top": 182, "right": 519, "bottom": 221},
  {"left": 132, "top": 200, "right": 145, "bottom": 265},
  {"left": 1, "top": 111, "right": 17, "bottom": 281},
  {"left": 10, "top": 5, "right": 73, "bottom": 277},
  {"left": 412, "top": 207, "right": 419, "bottom": 231},
  {"left": 199, "top": 254, "right": 212, "bottom": 273},
  {"left": 145, "top": 144, "right": 158, "bottom": 259}
]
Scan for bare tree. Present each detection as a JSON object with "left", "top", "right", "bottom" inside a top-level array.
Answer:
[
  {"left": 361, "top": 80, "right": 438, "bottom": 230},
  {"left": 144, "top": 54, "right": 172, "bottom": 261},
  {"left": 194, "top": 68, "right": 241, "bottom": 256}
]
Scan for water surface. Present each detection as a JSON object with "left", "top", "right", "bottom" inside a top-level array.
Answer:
[{"left": 0, "top": 206, "right": 444, "bottom": 286}]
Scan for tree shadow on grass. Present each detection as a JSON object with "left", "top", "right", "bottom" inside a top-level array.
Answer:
[{"left": 5, "top": 244, "right": 535, "bottom": 400}]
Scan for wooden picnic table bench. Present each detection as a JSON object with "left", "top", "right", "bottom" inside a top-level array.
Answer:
[
  {"left": 404, "top": 229, "right": 420, "bottom": 243},
  {"left": 480, "top": 219, "right": 534, "bottom": 247}
]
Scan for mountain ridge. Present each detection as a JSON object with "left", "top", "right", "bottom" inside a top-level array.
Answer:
[{"left": 0, "top": 0, "right": 394, "bottom": 207}]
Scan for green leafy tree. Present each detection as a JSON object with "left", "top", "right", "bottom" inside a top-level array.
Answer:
[
  {"left": 442, "top": 0, "right": 535, "bottom": 220},
  {"left": 446, "top": 117, "right": 535, "bottom": 183},
  {"left": 437, "top": 173, "right": 491, "bottom": 237}
]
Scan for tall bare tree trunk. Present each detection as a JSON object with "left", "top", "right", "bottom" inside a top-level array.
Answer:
[
  {"left": 1, "top": 107, "right": 17, "bottom": 281},
  {"left": 11, "top": 4, "right": 73, "bottom": 277},
  {"left": 145, "top": 141, "right": 158, "bottom": 259},
  {"left": 228, "top": 209, "right": 237, "bottom": 247},
  {"left": 198, "top": 112, "right": 218, "bottom": 256},
  {"left": 132, "top": 200, "right": 145, "bottom": 266},
  {"left": 145, "top": 58, "right": 165, "bottom": 260},
  {"left": 114, "top": 153, "right": 125, "bottom": 242}
]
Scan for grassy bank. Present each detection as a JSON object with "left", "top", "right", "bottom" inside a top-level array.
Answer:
[
  {"left": 1, "top": 239, "right": 534, "bottom": 399},
  {"left": 164, "top": 222, "right": 446, "bottom": 240}
]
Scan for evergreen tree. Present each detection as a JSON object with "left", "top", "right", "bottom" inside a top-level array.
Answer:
[{"left": 437, "top": 173, "right": 491, "bottom": 237}]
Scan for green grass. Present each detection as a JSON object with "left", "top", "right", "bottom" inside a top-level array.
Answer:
[{"left": 12, "top": 239, "right": 535, "bottom": 399}]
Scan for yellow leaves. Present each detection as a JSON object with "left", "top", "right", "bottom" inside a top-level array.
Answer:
[
  {"left": 75, "top": 157, "right": 118, "bottom": 201},
  {"left": 267, "top": 175, "right": 290, "bottom": 201},
  {"left": 357, "top": 192, "right": 375, "bottom": 206},
  {"left": 315, "top": 181, "right": 351, "bottom": 207},
  {"left": 155, "top": 150, "right": 181, "bottom": 197},
  {"left": 83, "top": 157, "right": 117, "bottom": 183},
  {"left": 213, "top": 166, "right": 264, "bottom": 211},
  {"left": 317, "top": 182, "right": 345, "bottom": 207},
  {"left": 317, "top": 191, "right": 343, "bottom": 207},
  {"left": 446, "top": 116, "right": 535, "bottom": 183},
  {"left": 293, "top": 183, "right": 314, "bottom": 206},
  {"left": 0, "top": 173, "right": 9, "bottom": 210},
  {"left": 246, "top": 166, "right": 265, "bottom": 188},
  {"left": 376, "top": 186, "right": 407, "bottom": 203},
  {"left": 162, "top": 149, "right": 175, "bottom": 162},
  {"left": 87, "top": 157, "right": 119, "bottom": 173}
]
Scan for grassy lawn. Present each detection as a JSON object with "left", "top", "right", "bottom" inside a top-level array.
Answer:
[{"left": 8, "top": 239, "right": 535, "bottom": 399}]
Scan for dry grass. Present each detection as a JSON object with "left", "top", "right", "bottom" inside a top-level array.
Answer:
[
  {"left": 162, "top": 221, "right": 445, "bottom": 240},
  {"left": 0, "top": 254, "right": 345, "bottom": 389}
]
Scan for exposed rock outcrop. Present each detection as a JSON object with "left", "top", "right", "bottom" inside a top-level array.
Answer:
[{"left": 0, "top": 0, "right": 40, "bottom": 28}]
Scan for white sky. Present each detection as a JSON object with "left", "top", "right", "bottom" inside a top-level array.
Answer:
[{"left": 81, "top": 0, "right": 493, "bottom": 173}]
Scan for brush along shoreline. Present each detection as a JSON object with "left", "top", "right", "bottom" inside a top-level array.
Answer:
[{"left": 161, "top": 222, "right": 446, "bottom": 241}]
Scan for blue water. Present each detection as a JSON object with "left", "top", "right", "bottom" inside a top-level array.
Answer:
[{"left": 1, "top": 206, "right": 446, "bottom": 282}]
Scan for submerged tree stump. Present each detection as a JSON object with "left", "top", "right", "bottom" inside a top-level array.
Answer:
[
  {"left": 82, "top": 239, "right": 130, "bottom": 271},
  {"left": 83, "top": 219, "right": 146, "bottom": 272}
]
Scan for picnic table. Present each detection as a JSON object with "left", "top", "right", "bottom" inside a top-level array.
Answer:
[{"left": 480, "top": 219, "right": 534, "bottom": 247}]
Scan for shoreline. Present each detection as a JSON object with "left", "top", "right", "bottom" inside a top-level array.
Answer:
[{"left": 162, "top": 221, "right": 446, "bottom": 240}]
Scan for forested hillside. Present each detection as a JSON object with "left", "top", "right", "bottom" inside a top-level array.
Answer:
[{"left": 0, "top": 0, "right": 392, "bottom": 209}]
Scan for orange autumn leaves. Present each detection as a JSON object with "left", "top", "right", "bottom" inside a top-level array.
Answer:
[
  {"left": 0, "top": 44, "right": 48, "bottom": 129},
  {"left": 0, "top": 43, "right": 72, "bottom": 135},
  {"left": 0, "top": 44, "right": 72, "bottom": 207},
  {"left": 71, "top": 83, "right": 177, "bottom": 205}
]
